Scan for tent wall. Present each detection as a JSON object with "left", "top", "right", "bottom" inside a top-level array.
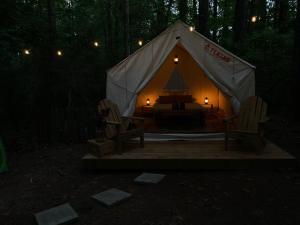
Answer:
[{"left": 136, "top": 45, "right": 233, "bottom": 115}]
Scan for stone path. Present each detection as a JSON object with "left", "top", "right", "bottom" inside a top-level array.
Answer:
[
  {"left": 134, "top": 173, "right": 166, "bottom": 184},
  {"left": 34, "top": 173, "right": 166, "bottom": 224},
  {"left": 91, "top": 188, "right": 132, "bottom": 207},
  {"left": 35, "top": 203, "right": 78, "bottom": 225}
]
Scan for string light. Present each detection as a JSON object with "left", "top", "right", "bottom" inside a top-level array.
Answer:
[
  {"left": 57, "top": 50, "right": 62, "bottom": 56},
  {"left": 251, "top": 16, "right": 257, "bottom": 23},
  {"left": 23, "top": 49, "right": 30, "bottom": 55},
  {"left": 93, "top": 41, "right": 99, "bottom": 47},
  {"left": 189, "top": 26, "right": 195, "bottom": 32},
  {"left": 138, "top": 40, "right": 143, "bottom": 46}
]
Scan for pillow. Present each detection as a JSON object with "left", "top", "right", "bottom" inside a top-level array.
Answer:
[
  {"left": 185, "top": 102, "right": 203, "bottom": 110},
  {"left": 153, "top": 103, "right": 172, "bottom": 110},
  {"left": 175, "top": 95, "right": 194, "bottom": 103},
  {"left": 157, "top": 95, "right": 176, "bottom": 104}
]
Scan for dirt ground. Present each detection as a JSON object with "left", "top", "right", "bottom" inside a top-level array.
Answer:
[{"left": 1, "top": 115, "right": 300, "bottom": 225}]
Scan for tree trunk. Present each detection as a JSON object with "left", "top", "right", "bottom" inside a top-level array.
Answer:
[
  {"left": 178, "top": 0, "right": 188, "bottom": 23},
  {"left": 198, "top": 0, "right": 209, "bottom": 37},
  {"left": 192, "top": 0, "right": 198, "bottom": 27},
  {"left": 151, "top": 0, "right": 168, "bottom": 35},
  {"left": 249, "top": 0, "right": 267, "bottom": 31},
  {"left": 212, "top": 0, "right": 218, "bottom": 41},
  {"left": 47, "top": 0, "right": 56, "bottom": 61},
  {"left": 293, "top": 0, "right": 300, "bottom": 119},
  {"left": 124, "top": 0, "right": 130, "bottom": 57},
  {"left": 221, "top": 0, "right": 230, "bottom": 46},
  {"left": 274, "top": 0, "right": 280, "bottom": 25},
  {"left": 45, "top": 0, "right": 57, "bottom": 108},
  {"left": 166, "top": 0, "right": 175, "bottom": 23},
  {"left": 259, "top": 0, "right": 267, "bottom": 24},
  {"left": 233, "top": 0, "right": 248, "bottom": 45},
  {"left": 279, "top": 0, "right": 289, "bottom": 32},
  {"left": 104, "top": 0, "right": 114, "bottom": 65}
]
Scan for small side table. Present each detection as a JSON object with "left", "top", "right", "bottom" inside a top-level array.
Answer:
[{"left": 141, "top": 105, "right": 153, "bottom": 116}]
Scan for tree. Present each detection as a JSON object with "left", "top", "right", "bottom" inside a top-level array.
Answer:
[
  {"left": 279, "top": 0, "right": 289, "bottom": 31},
  {"left": 192, "top": 0, "right": 198, "bottom": 27},
  {"left": 178, "top": 0, "right": 188, "bottom": 22},
  {"left": 212, "top": 0, "right": 218, "bottom": 41},
  {"left": 123, "top": 0, "right": 130, "bottom": 57},
  {"left": 249, "top": 0, "right": 267, "bottom": 28},
  {"left": 220, "top": 0, "right": 233, "bottom": 47},
  {"left": 273, "top": 0, "right": 289, "bottom": 31},
  {"left": 233, "top": 0, "right": 249, "bottom": 46},
  {"left": 293, "top": 0, "right": 300, "bottom": 118},
  {"left": 198, "top": 0, "right": 209, "bottom": 37}
]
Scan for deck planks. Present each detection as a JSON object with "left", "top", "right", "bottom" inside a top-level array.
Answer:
[{"left": 82, "top": 140, "right": 296, "bottom": 170}]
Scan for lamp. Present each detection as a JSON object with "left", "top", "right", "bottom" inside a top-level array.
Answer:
[
  {"left": 204, "top": 97, "right": 208, "bottom": 104},
  {"left": 189, "top": 26, "right": 195, "bottom": 32},
  {"left": 174, "top": 55, "right": 179, "bottom": 64},
  {"left": 251, "top": 16, "right": 257, "bottom": 23},
  {"left": 146, "top": 98, "right": 150, "bottom": 106}
]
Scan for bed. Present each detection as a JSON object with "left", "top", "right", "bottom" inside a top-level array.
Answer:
[{"left": 153, "top": 95, "right": 205, "bottom": 119}]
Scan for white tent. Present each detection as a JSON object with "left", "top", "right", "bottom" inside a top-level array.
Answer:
[{"left": 106, "top": 21, "right": 255, "bottom": 116}]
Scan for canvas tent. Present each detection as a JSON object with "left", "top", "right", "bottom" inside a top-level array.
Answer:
[{"left": 106, "top": 21, "right": 255, "bottom": 116}]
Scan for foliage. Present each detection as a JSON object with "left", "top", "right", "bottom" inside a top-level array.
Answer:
[{"left": 0, "top": 0, "right": 298, "bottom": 145}]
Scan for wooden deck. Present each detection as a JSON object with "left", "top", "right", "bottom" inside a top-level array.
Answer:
[{"left": 82, "top": 140, "right": 296, "bottom": 170}]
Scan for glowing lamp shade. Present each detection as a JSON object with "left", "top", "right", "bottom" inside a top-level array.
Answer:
[
  {"left": 146, "top": 98, "right": 150, "bottom": 106},
  {"left": 251, "top": 16, "right": 257, "bottom": 23},
  {"left": 23, "top": 49, "right": 30, "bottom": 55},
  {"left": 189, "top": 26, "right": 195, "bottom": 32},
  {"left": 57, "top": 50, "right": 62, "bottom": 56},
  {"left": 94, "top": 41, "right": 99, "bottom": 47},
  {"left": 204, "top": 97, "right": 209, "bottom": 104},
  {"left": 138, "top": 40, "right": 143, "bottom": 46},
  {"left": 174, "top": 55, "right": 179, "bottom": 64}
]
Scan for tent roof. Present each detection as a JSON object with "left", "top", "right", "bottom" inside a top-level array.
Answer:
[
  {"left": 107, "top": 20, "right": 255, "bottom": 73},
  {"left": 106, "top": 20, "right": 256, "bottom": 116}
]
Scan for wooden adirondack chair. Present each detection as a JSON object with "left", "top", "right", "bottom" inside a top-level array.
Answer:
[
  {"left": 98, "top": 99, "right": 144, "bottom": 153},
  {"left": 224, "top": 96, "right": 269, "bottom": 151}
]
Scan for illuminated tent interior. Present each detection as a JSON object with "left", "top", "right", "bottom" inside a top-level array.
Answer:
[{"left": 135, "top": 43, "right": 233, "bottom": 115}]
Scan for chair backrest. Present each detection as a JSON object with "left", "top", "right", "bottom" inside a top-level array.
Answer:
[
  {"left": 237, "top": 96, "right": 268, "bottom": 132},
  {"left": 98, "top": 99, "right": 127, "bottom": 139}
]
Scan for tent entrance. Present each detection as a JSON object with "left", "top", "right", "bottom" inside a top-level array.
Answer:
[{"left": 133, "top": 44, "right": 232, "bottom": 133}]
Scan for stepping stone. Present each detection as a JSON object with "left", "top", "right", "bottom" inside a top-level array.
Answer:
[
  {"left": 134, "top": 173, "right": 166, "bottom": 184},
  {"left": 91, "top": 188, "right": 131, "bottom": 207},
  {"left": 35, "top": 203, "right": 78, "bottom": 225}
]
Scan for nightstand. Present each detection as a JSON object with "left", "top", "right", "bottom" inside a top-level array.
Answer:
[{"left": 141, "top": 105, "right": 153, "bottom": 115}]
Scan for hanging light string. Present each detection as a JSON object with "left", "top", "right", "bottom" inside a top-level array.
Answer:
[{"left": 21, "top": 24, "right": 196, "bottom": 58}]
